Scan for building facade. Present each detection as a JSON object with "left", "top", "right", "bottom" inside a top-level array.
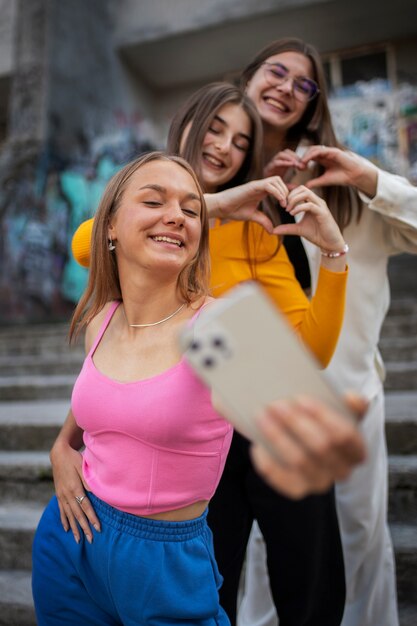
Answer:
[{"left": 1, "top": 0, "right": 416, "bottom": 321}]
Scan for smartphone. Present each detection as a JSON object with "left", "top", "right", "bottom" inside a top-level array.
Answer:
[{"left": 178, "top": 282, "right": 355, "bottom": 458}]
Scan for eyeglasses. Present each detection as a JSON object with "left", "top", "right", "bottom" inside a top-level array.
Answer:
[{"left": 262, "top": 62, "right": 320, "bottom": 102}]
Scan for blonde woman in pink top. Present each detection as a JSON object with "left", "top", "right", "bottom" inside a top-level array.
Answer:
[{"left": 31, "top": 152, "right": 365, "bottom": 625}]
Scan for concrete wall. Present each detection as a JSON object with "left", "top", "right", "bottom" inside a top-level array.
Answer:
[
  {"left": 0, "top": 0, "right": 416, "bottom": 322},
  {"left": 113, "top": 0, "right": 417, "bottom": 137},
  {"left": 0, "top": 0, "right": 159, "bottom": 323},
  {"left": 114, "top": 0, "right": 324, "bottom": 45},
  {"left": 46, "top": 0, "right": 121, "bottom": 157},
  {"left": 0, "top": 0, "right": 17, "bottom": 78},
  {"left": 3, "top": 0, "right": 157, "bottom": 157}
]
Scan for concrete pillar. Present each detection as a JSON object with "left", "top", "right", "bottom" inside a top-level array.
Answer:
[
  {"left": 4, "top": 0, "right": 116, "bottom": 162},
  {"left": 0, "top": 0, "right": 118, "bottom": 323},
  {"left": 7, "top": 0, "right": 48, "bottom": 150}
]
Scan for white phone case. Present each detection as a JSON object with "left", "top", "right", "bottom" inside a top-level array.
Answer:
[{"left": 179, "top": 282, "right": 354, "bottom": 458}]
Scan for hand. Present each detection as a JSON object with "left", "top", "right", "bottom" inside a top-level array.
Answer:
[
  {"left": 50, "top": 441, "right": 101, "bottom": 543},
  {"left": 206, "top": 176, "right": 289, "bottom": 233},
  {"left": 272, "top": 185, "right": 346, "bottom": 252},
  {"left": 250, "top": 394, "right": 367, "bottom": 498},
  {"left": 301, "top": 145, "right": 378, "bottom": 197},
  {"left": 263, "top": 149, "right": 305, "bottom": 180}
]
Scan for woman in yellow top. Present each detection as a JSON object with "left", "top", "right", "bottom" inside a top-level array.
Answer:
[
  {"left": 71, "top": 82, "right": 349, "bottom": 624},
  {"left": 73, "top": 83, "right": 347, "bottom": 365}
]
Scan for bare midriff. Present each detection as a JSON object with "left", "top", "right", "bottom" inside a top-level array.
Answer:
[{"left": 140, "top": 500, "right": 209, "bottom": 522}]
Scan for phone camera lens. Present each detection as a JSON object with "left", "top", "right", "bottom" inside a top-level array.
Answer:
[
  {"left": 189, "top": 340, "right": 201, "bottom": 351},
  {"left": 202, "top": 356, "right": 215, "bottom": 368},
  {"left": 212, "top": 337, "right": 224, "bottom": 349}
]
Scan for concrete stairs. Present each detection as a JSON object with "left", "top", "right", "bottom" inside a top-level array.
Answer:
[
  {"left": 0, "top": 295, "right": 416, "bottom": 625},
  {"left": 0, "top": 325, "right": 80, "bottom": 625}
]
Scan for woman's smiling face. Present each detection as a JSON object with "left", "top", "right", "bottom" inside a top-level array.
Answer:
[
  {"left": 181, "top": 102, "right": 252, "bottom": 192},
  {"left": 108, "top": 160, "right": 203, "bottom": 277},
  {"left": 245, "top": 51, "right": 314, "bottom": 136}
]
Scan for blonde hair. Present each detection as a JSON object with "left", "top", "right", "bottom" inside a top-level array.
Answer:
[{"left": 69, "top": 152, "right": 210, "bottom": 340}]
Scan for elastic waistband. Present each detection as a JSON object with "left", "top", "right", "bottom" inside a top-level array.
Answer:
[{"left": 89, "top": 493, "right": 208, "bottom": 541}]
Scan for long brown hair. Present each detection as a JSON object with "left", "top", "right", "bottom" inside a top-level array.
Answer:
[
  {"left": 241, "top": 38, "right": 361, "bottom": 229},
  {"left": 168, "top": 82, "right": 264, "bottom": 190},
  {"left": 167, "top": 81, "right": 280, "bottom": 270},
  {"left": 69, "top": 152, "right": 210, "bottom": 340}
]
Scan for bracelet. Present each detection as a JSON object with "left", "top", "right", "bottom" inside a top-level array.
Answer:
[{"left": 320, "top": 243, "right": 349, "bottom": 258}]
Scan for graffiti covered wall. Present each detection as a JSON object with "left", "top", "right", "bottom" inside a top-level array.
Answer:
[
  {"left": 0, "top": 116, "right": 156, "bottom": 323},
  {"left": 329, "top": 82, "right": 417, "bottom": 182},
  {"left": 2, "top": 82, "right": 417, "bottom": 324}
]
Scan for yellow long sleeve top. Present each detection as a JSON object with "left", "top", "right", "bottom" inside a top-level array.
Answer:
[
  {"left": 209, "top": 220, "right": 347, "bottom": 368},
  {"left": 72, "top": 218, "right": 347, "bottom": 367}
]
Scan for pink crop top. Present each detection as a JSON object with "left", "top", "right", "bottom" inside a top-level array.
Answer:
[{"left": 71, "top": 301, "right": 233, "bottom": 516}]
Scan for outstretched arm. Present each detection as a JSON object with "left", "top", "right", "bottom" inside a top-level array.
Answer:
[{"left": 250, "top": 394, "right": 367, "bottom": 498}]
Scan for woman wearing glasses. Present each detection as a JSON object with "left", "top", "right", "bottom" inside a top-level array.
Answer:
[
  {"left": 231, "top": 38, "right": 417, "bottom": 626},
  {"left": 207, "top": 42, "right": 351, "bottom": 626}
]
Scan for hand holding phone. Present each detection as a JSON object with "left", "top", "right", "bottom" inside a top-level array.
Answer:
[{"left": 179, "top": 282, "right": 356, "bottom": 463}]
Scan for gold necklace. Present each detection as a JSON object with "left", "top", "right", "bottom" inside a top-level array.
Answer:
[{"left": 128, "top": 303, "right": 186, "bottom": 328}]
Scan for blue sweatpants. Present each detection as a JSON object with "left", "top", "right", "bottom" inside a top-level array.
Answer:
[{"left": 32, "top": 493, "right": 230, "bottom": 625}]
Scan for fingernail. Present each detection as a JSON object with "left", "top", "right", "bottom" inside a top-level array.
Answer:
[
  {"left": 86, "top": 535, "right": 93, "bottom": 544},
  {"left": 93, "top": 523, "right": 101, "bottom": 532},
  {"left": 75, "top": 536, "right": 80, "bottom": 544}
]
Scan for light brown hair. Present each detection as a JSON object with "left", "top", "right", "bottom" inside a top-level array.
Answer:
[
  {"left": 167, "top": 81, "right": 280, "bottom": 269},
  {"left": 241, "top": 38, "right": 361, "bottom": 229},
  {"left": 168, "top": 82, "right": 264, "bottom": 190},
  {"left": 69, "top": 152, "right": 210, "bottom": 340}
]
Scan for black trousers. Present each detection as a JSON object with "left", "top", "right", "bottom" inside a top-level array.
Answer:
[{"left": 208, "top": 431, "right": 346, "bottom": 626}]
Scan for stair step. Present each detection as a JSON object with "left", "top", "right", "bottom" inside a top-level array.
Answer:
[
  {"left": 0, "top": 451, "right": 54, "bottom": 503},
  {"left": 398, "top": 603, "right": 417, "bottom": 626},
  {"left": 384, "top": 296, "right": 417, "bottom": 316},
  {"left": 0, "top": 580, "right": 415, "bottom": 626},
  {"left": 0, "top": 400, "right": 68, "bottom": 450},
  {"left": 0, "top": 451, "right": 415, "bottom": 514},
  {"left": 0, "top": 293, "right": 415, "bottom": 625},
  {"left": 391, "top": 523, "right": 417, "bottom": 605},
  {"left": 385, "top": 392, "right": 417, "bottom": 455},
  {"left": 380, "top": 336, "right": 417, "bottom": 361},
  {"left": 388, "top": 455, "right": 417, "bottom": 488},
  {"left": 0, "top": 511, "right": 415, "bottom": 620},
  {"left": 0, "top": 375, "right": 76, "bottom": 400},
  {"left": 0, "top": 392, "right": 415, "bottom": 452},
  {"left": 388, "top": 455, "right": 417, "bottom": 523},
  {"left": 384, "top": 360, "right": 417, "bottom": 391},
  {"left": 0, "top": 570, "right": 36, "bottom": 626},
  {"left": 0, "top": 502, "right": 44, "bottom": 569},
  {"left": 381, "top": 316, "right": 417, "bottom": 339},
  {"left": 0, "top": 353, "right": 83, "bottom": 376},
  {"left": 0, "top": 323, "right": 69, "bottom": 337},
  {"left": 0, "top": 326, "right": 83, "bottom": 359}
]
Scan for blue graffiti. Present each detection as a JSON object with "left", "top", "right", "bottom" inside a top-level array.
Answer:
[{"left": 0, "top": 126, "right": 155, "bottom": 322}]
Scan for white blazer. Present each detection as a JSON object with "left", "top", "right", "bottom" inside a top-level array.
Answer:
[{"left": 302, "top": 166, "right": 417, "bottom": 399}]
